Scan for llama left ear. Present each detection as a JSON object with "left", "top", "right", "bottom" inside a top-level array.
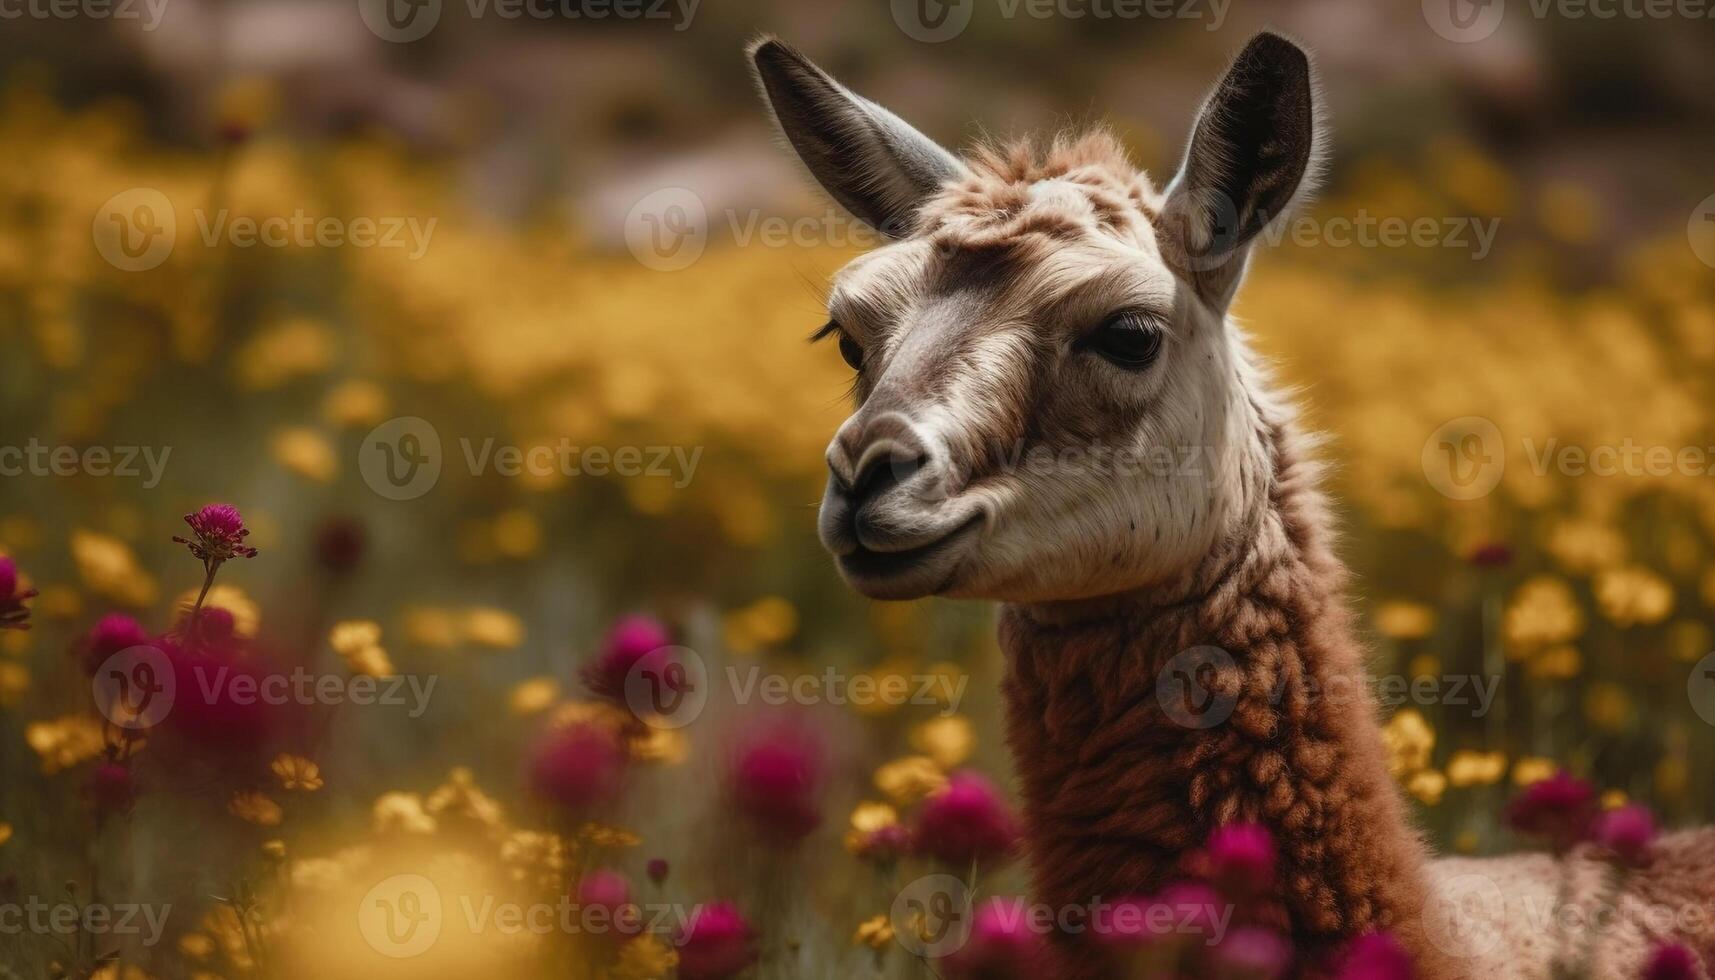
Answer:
[{"left": 1161, "top": 32, "right": 1322, "bottom": 310}]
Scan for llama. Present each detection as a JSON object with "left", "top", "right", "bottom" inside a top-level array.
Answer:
[{"left": 748, "top": 31, "right": 1715, "bottom": 980}]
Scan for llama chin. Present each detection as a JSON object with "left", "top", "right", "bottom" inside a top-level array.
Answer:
[{"left": 751, "top": 30, "right": 1715, "bottom": 980}]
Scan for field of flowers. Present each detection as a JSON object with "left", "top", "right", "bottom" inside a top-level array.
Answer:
[{"left": 1, "top": 59, "right": 1714, "bottom": 980}]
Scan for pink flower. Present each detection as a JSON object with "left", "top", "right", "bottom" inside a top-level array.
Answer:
[
  {"left": 87, "top": 762, "right": 138, "bottom": 816},
  {"left": 914, "top": 770, "right": 1019, "bottom": 866},
  {"left": 728, "top": 724, "right": 823, "bottom": 838},
  {"left": 1336, "top": 932, "right": 1416, "bottom": 980},
  {"left": 852, "top": 823, "right": 912, "bottom": 865},
  {"left": 945, "top": 897, "right": 1045, "bottom": 980},
  {"left": 82, "top": 614, "right": 151, "bottom": 676},
  {"left": 581, "top": 614, "right": 676, "bottom": 706},
  {"left": 1205, "top": 823, "right": 1277, "bottom": 898},
  {"left": 1594, "top": 804, "right": 1658, "bottom": 866},
  {"left": 527, "top": 723, "right": 626, "bottom": 812},
  {"left": 646, "top": 858, "right": 669, "bottom": 885},
  {"left": 576, "top": 870, "right": 640, "bottom": 941},
  {"left": 1466, "top": 543, "right": 1514, "bottom": 568},
  {"left": 163, "top": 639, "right": 281, "bottom": 751},
  {"left": 1505, "top": 770, "right": 1598, "bottom": 851},
  {"left": 174, "top": 503, "right": 258, "bottom": 564},
  {"left": 1155, "top": 881, "right": 1226, "bottom": 936},
  {"left": 0, "top": 555, "right": 38, "bottom": 631},
  {"left": 1640, "top": 943, "right": 1699, "bottom": 980},
  {"left": 1212, "top": 926, "right": 1293, "bottom": 979},
  {"left": 676, "top": 901, "right": 757, "bottom": 980}
]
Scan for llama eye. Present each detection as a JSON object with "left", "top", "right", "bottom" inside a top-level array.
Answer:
[
  {"left": 838, "top": 333, "right": 865, "bottom": 370},
  {"left": 1083, "top": 312, "right": 1163, "bottom": 370}
]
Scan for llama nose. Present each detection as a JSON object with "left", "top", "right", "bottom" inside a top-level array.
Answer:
[{"left": 826, "top": 413, "right": 937, "bottom": 509}]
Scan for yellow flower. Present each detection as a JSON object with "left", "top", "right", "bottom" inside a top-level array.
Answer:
[
  {"left": 1544, "top": 519, "right": 1626, "bottom": 574},
  {"left": 25, "top": 714, "right": 105, "bottom": 773},
  {"left": 330, "top": 620, "right": 395, "bottom": 677},
  {"left": 874, "top": 756, "right": 947, "bottom": 807},
  {"left": 492, "top": 510, "right": 543, "bottom": 559},
  {"left": 0, "top": 823, "right": 12, "bottom": 846},
  {"left": 229, "top": 791, "right": 283, "bottom": 827},
  {"left": 850, "top": 800, "right": 900, "bottom": 834},
  {"left": 1583, "top": 682, "right": 1634, "bottom": 732},
  {"left": 1380, "top": 709, "right": 1435, "bottom": 777},
  {"left": 0, "top": 661, "right": 29, "bottom": 706},
  {"left": 1512, "top": 757, "right": 1558, "bottom": 786},
  {"left": 260, "top": 839, "right": 287, "bottom": 861},
  {"left": 611, "top": 934, "right": 678, "bottom": 980},
  {"left": 71, "top": 530, "right": 158, "bottom": 607},
  {"left": 1593, "top": 566, "right": 1674, "bottom": 626},
  {"left": 235, "top": 317, "right": 333, "bottom": 389},
  {"left": 1373, "top": 601, "right": 1436, "bottom": 640},
  {"left": 178, "top": 933, "right": 215, "bottom": 960},
  {"left": 854, "top": 913, "right": 895, "bottom": 950},
  {"left": 271, "top": 753, "right": 324, "bottom": 792},
  {"left": 323, "top": 379, "right": 390, "bottom": 427},
  {"left": 372, "top": 792, "right": 437, "bottom": 835},
  {"left": 425, "top": 766, "right": 506, "bottom": 830},
  {"left": 1446, "top": 750, "right": 1507, "bottom": 788},
  {"left": 1601, "top": 789, "right": 1629, "bottom": 810},
  {"left": 722, "top": 596, "right": 799, "bottom": 654},
  {"left": 1503, "top": 576, "right": 1584, "bottom": 653},
  {"left": 508, "top": 676, "right": 560, "bottom": 716},
  {"left": 1526, "top": 645, "right": 1582, "bottom": 680},
  {"left": 1406, "top": 769, "right": 1447, "bottom": 805},
  {"left": 910, "top": 714, "right": 975, "bottom": 770},
  {"left": 272, "top": 427, "right": 338, "bottom": 482},
  {"left": 462, "top": 607, "right": 524, "bottom": 649},
  {"left": 1668, "top": 620, "right": 1712, "bottom": 663},
  {"left": 174, "top": 584, "right": 261, "bottom": 639},
  {"left": 630, "top": 727, "right": 688, "bottom": 765},
  {"left": 403, "top": 606, "right": 461, "bottom": 648}
]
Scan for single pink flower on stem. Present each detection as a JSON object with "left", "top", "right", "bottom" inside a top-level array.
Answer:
[
  {"left": 1205, "top": 822, "right": 1278, "bottom": 900},
  {"left": 575, "top": 869, "right": 640, "bottom": 942},
  {"left": 174, "top": 504, "right": 259, "bottom": 564},
  {"left": 1505, "top": 770, "right": 1598, "bottom": 852},
  {"left": 1640, "top": 943, "right": 1698, "bottom": 980},
  {"left": 0, "top": 555, "right": 38, "bottom": 631},
  {"left": 676, "top": 901, "right": 757, "bottom": 980},
  {"left": 581, "top": 614, "right": 675, "bottom": 705},
  {"left": 727, "top": 722, "right": 824, "bottom": 839},
  {"left": 81, "top": 613, "right": 152, "bottom": 676},
  {"left": 914, "top": 770, "right": 1020, "bottom": 867},
  {"left": 1594, "top": 804, "right": 1658, "bottom": 867},
  {"left": 1336, "top": 932, "right": 1416, "bottom": 980},
  {"left": 1212, "top": 926, "right": 1293, "bottom": 980},
  {"left": 945, "top": 897, "right": 1045, "bottom": 980},
  {"left": 527, "top": 722, "right": 627, "bottom": 812}
]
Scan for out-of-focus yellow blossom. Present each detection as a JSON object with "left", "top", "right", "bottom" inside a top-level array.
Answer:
[
  {"left": 611, "top": 935, "right": 678, "bottom": 980},
  {"left": 1583, "top": 682, "right": 1634, "bottom": 732},
  {"left": 90, "top": 965, "right": 154, "bottom": 980},
  {"left": 722, "top": 595, "right": 799, "bottom": 654},
  {"left": 322, "top": 378, "right": 390, "bottom": 427},
  {"left": 201, "top": 905, "right": 254, "bottom": 970},
  {"left": 492, "top": 509, "right": 543, "bottom": 559},
  {"left": 874, "top": 755, "right": 947, "bottom": 806},
  {"left": 372, "top": 792, "right": 436, "bottom": 835},
  {"left": 910, "top": 714, "right": 975, "bottom": 770},
  {"left": 1601, "top": 789, "right": 1629, "bottom": 810},
  {"left": 1374, "top": 601, "right": 1436, "bottom": 640},
  {"left": 854, "top": 914, "right": 895, "bottom": 950},
  {"left": 1668, "top": 620, "right": 1711, "bottom": 663},
  {"left": 1406, "top": 769, "right": 1447, "bottom": 805},
  {"left": 1381, "top": 709, "right": 1435, "bottom": 777},
  {"left": 1656, "top": 755, "right": 1689, "bottom": 800},
  {"left": 1503, "top": 576, "right": 1584, "bottom": 653},
  {"left": 34, "top": 584, "right": 81, "bottom": 620},
  {"left": 500, "top": 830, "right": 566, "bottom": 886},
  {"left": 329, "top": 620, "right": 395, "bottom": 677},
  {"left": 261, "top": 839, "right": 287, "bottom": 861},
  {"left": 1593, "top": 566, "right": 1674, "bottom": 626},
  {"left": 631, "top": 727, "right": 688, "bottom": 765},
  {"left": 426, "top": 766, "right": 506, "bottom": 831},
  {"left": 175, "top": 584, "right": 261, "bottom": 639},
  {"left": 1544, "top": 519, "right": 1626, "bottom": 574},
  {"left": 548, "top": 699, "right": 631, "bottom": 734},
  {"left": 271, "top": 753, "right": 324, "bottom": 791},
  {"left": 463, "top": 607, "right": 525, "bottom": 648},
  {"left": 271, "top": 427, "right": 338, "bottom": 482},
  {"left": 0, "top": 823, "right": 11, "bottom": 846},
  {"left": 1453, "top": 831, "right": 1480, "bottom": 855},
  {"left": 1526, "top": 645, "right": 1582, "bottom": 680},
  {"left": 1406, "top": 654, "right": 1441, "bottom": 680},
  {"left": 214, "top": 75, "right": 279, "bottom": 135},
  {"left": 291, "top": 857, "right": 347, "bottom": 891},
  {"left": 403, "top": 606, "right": 461, "bottom": 648},
  {"left": 849, "top": 659, "right": 919, "bottom": 717},
  {"left": 235, "top": 317, "right": 333, "bottom": 389},
  {"left": 0, "top": 661, "right": 28, "bottom": 705},
  {"left": 1537, "top": 180, "right": 1602, "bottom": 244},
  {"left": 578, "top": 822, "right": 641, "bottom": 848},
  {"left": 25, "top": 714, "right": 104, "bottom": 773},
  {"left": 509, "top": 676, "right": 559, "bottom": 715},
  {"left": 1446, "top": 750, "right": 1507, "bottom": 787},
  {"left": 178, "top": 933, "right": 215, "bottom": 960},
  {"left": 229, "top": 790, "right": 283, "bottom": 827},
  {"left": 71, "top": 530, "right": 158, "bottom": 606},
  {"left": 1512, "top": 757, "right": 1558, "bottom": 786},
  {"left": 844, "top": 800, "right": 902, "bottom": 855}
]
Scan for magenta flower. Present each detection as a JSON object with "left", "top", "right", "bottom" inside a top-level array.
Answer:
[
  {"left": 914, "top": 770, "right": 1020, "bottom": 866},
  {"left": 1594, "top": 804, "right": 1658, "bottom": 867},
  {"left": 576, "top": 869, "right": 640, "bottom": 941},
  {"left": 1466, "top": 542, "right": 1514, "bottom": 568},
  {"left": 0, "top": 555, "right": 38, "bottom": 631},
  {"left": 1641, "top": 943, "right": 1698, "bottom": 980},
  {"left": 945, "top": 897, "right": 1045, "bottom": 979},
  {"left": 1155, "top": 881, "right": 1226, "bottom": 936},
  {"left": 174, "top": 503, "right": 258, "bottom": 564},
  {"left": 676, "top": 901, "right": 757, "bottom": 980},
  {"left": 1213, "top": 926, "right": 1293, "bottom": 979},
  {"left": 1336, "top": 932, "right": 1416, "bottom": 980},
  {"left": 87, "top": 762, "right": 138, "bottom": 817},
  {"left": 1205, "top": 822, "right": 1277, "bottom": 899},
  {"left": 163, "top": 638, "right": 281, "bottom": 750},
  {"left": 852, "top": 823, "right": 912, "bottom": 865},
  {"left": 728, "top": 724, "right": 823, "bottom": 839},
  {"left": 646, "top": 857, "right": 669, "bottom": 885},
  {"left": 81, "top": 614, "right": 152, "bottom": 675},
  {"left": 581, "top": 614, "right": 674, "bottom": 704},
  {"left": 527, "top": 723, "right": 627, "bottom": 812},
  {"left": 1506, "top": 770, "right": 1598, "bottom": 851}
]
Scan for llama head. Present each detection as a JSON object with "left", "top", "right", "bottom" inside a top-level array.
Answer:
[{"left": 751, "top": 32, "right": 1322, "bottom": 603}]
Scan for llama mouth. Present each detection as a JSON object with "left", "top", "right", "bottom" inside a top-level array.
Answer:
[{"left": 836, "top": 513, "right": 983, "bottom": 598}]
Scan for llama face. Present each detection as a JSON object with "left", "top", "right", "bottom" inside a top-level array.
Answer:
[{"left": 752, "top": 33, "right": 1320, "bottom": 602}]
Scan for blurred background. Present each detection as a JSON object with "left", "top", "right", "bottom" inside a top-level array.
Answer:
[{"left": 1, "top": 1, "right": 1714, "bottom": 977}]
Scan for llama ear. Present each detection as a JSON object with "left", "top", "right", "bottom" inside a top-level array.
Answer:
[
  {"left": 1161, "top": 31, "right": 1322, "bottom": 309},
  {"left": 749, "top": 37, "right": 966, "bottom": 239}
]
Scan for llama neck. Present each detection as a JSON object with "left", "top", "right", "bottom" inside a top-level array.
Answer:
[{"left": 997, "top": 443, "right": 1446, "bottom": 974}]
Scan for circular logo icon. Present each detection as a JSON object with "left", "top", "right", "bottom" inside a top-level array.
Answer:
[
  {"left": 92, "top": 645, "right": 176, "bottom": 730},
  {"left": 891, "top": 0, "right": 974, "bottom": 42},
  {"left": 358, "top": 874, "right": 443, "bottom": 958},
  {"left": 93, "top": 188, "right": 177, "bottom": 272},
  {"left": 1687, "top": 194, "right": 1715, "bottom": 270},
  {"left": 357, "top": 0, "right": 442, "bottom": 42},
  {"left": 1422, "top": 872, "right": 1506, "bottom": 958},
  {"left": 624, "top": 187, "right": 708, "bottom": 272},
  {"left": 359, "top": 416, "right": 443, "bottom": 501},
  {"left": 1689, "top": 652, "right": 1715, "bottom": 727},
  {"left": 624, "top": 645, "right": 709, "bottom": 730},
  {"left": 1422, "top": 416, "right": 1504, "bottom": 500},
  {"left": 890, "top": 873, "right": 972, "bottom": 958},
  {"left": 1422, "top": 0, "right": 1505, "bottom": 42},
  {"left": 1157, "top": 645, "right": 1238, "bottom": 729}
]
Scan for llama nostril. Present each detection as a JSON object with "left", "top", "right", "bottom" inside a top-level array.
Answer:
[{"left": 850, "top": 448, "right": 930, "bottom": 504}]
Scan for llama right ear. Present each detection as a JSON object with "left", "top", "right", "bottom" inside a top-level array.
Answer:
[
  {"left": 1161, "top": 32, "right": 1322, "bottom": 309},
  {"left": 749, "top": 37, "right": 965, "bottom": 239}
]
